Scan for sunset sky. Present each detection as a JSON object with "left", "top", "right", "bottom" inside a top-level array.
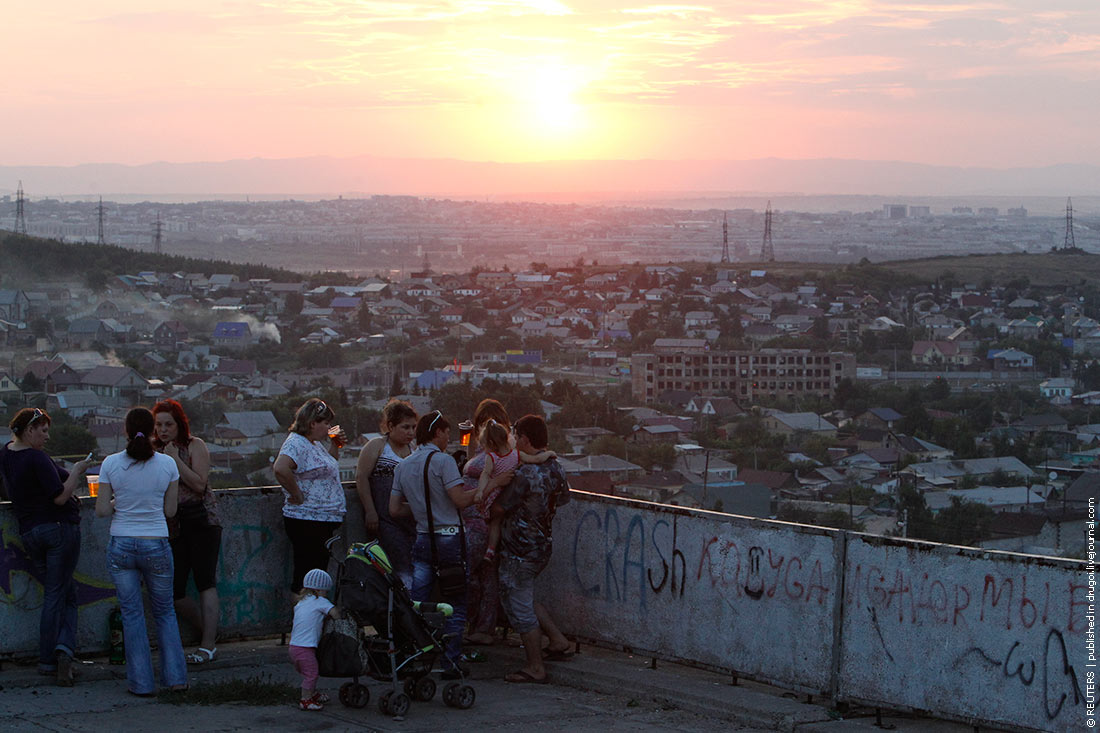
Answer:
[{"left": 5, "top": 1, "right": 1099, "bottom": 168}]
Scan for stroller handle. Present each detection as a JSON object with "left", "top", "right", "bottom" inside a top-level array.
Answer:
[{"left": 412, "top": 601, "right": 454, "bottom": 618}]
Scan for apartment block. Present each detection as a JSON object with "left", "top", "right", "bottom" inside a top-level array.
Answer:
[{"left": 630, "top": 339, "right": 856, "bottom": 403}]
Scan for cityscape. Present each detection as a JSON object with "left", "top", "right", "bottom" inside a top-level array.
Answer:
[{"left": 1, "top": 0, "right": 1096, "bottom": 729}]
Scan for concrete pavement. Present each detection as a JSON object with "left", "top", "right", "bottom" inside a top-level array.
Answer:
[{"left": 0, "top": 637, "right": 998, "bottom": 732}]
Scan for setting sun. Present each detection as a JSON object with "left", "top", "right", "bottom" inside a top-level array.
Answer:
[{"left": 524, "top": 64, "right": 586, "bottom": 136}]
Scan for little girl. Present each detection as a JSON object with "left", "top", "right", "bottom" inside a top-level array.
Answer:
[
  {"left": 474, "top": 420, "right": 555, "bottom": 562},
  {"left": 289, "top": 568, "right": 341, "bottom": 711}
]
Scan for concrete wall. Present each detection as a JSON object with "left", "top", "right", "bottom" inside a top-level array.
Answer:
[
  {"left": 838, "top": 534, "right": 1086, "bottom": 732},
  {"left": 541, "top": 492, "right": 1089, "bottom": 733},
  {"left": 0, "top": 486, "right": 370, "bottom": 657},
  {"left": 542, "top": 496, "right": 840, "bottom": 692},
  {"left": 2, "top": 487, "right": 1090, "bottom": 732}
]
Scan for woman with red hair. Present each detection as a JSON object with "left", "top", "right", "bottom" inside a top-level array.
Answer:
[{"left": 152, "top": 399, "right": 220, "bottom": 665}]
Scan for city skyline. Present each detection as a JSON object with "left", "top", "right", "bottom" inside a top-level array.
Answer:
[{"left": 5, "top": 1, "right": 1099, "bottom": 171}]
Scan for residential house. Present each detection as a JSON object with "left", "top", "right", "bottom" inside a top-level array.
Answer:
[
  {"left": 987, "top": 348, "right": 1034, "bottom": 369},
  {"left": 212, "top": 322, "right": 253, "bottom": 350},
  {"left": 80, "top": 366, "right": 149, "bottom": 405},
  {"left": 761, "top": 411, "right": 838, "bottom": 438},
  {"left": 0, "top": 289, "right": 30, "bottom": 322},
  {"left": 154, "top": 320, "right": 190, "bottom": 348}
]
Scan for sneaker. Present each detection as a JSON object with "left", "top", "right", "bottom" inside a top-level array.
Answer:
[
  {"left": 315, "top": 692, "right": 330, "bottom": 704},
  {"left": 299, "top": 696, "right": 324, "bottom": 711}
]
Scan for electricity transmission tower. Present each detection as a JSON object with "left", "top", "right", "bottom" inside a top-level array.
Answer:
[
  {"left": 97, "top": 197, "right": 107, "bottom": 244},
  {"left": 1064, "top": 197, "right": 1076, "bottom": 251},
  {"left": 153, "top": 212, "right": 163, "bottom": 254},
  {"left": 14, "top": 181, "right": 27, "bottom": 234},
  {"left": 761, "top": 201, "right": 775, "bottom": 262},
  {"left": 720, "top": 212, "right": 730, "bottom": 263}
]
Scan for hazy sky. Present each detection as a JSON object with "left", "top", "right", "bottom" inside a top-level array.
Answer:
[{"left": 5, "top": 1, "right": 1099, "bottom": 168}]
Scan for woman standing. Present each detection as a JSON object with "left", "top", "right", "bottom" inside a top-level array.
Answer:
[
  {"left": 153, "top": 399, "right": 220, "bottom": 665},
  {"left": 273, "top": 398, "right": 347, "bottom": 594},
  {"left": 354, "top": 399, "right": 417, "bottom": 586},
  {"left": 0, "top": 408, "right": 90, "bottom": 686},
  {"left": 461, "top": 399, "right": 514, "bottom": 646},
  {"left": 95, "top": 407, "right": 187, "bottom": 696}
]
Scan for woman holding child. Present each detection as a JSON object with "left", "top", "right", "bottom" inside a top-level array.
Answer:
[{"left": 461, "top": 399, "right": 554, "bottom": 645}]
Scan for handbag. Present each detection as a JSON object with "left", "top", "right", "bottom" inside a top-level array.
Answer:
[
  {"left": 175, "top": 500, "right": 209, "bottom": 524},
  {"left": 317, "top": 615, "right": 365, "bottom": 677},
  {"left": 422, "top": 451, "right": 468, "bottom": 599}
]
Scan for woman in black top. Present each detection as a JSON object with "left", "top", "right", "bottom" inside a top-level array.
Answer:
[{"left": 0, "top": 408, "right": 91, "bottom": 685}]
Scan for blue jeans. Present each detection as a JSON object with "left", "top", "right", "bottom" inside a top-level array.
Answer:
[
  {"left": 410, "top": 533, "right": 466, "bottom": 670},
  {"left": 107, "top": 537, "right": 188, "bottom": 694},
  {"left": 22, "top": 522, "right": 80, "bottom": 670}
]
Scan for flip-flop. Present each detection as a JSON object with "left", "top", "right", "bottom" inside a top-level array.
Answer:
[
  {"left": 542, "top": 648, "right": 574, "bottom": 661},
  {"left": 505, "top": 669, "right": 549, "bottom": 684}
]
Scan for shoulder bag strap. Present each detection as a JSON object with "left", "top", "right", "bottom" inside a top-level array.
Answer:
[{"left": 422, "top": 451, "right": 439, "bottom": 569}]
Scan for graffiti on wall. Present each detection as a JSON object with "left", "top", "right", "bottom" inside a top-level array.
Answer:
[
  {"left": 0, "top": 520, "right": 115, "bottom": 610},
  {"left": 217, "top": 523, "right": 286, "bottom": 628},
  {"left": 570, "top": 507, "right": 832, "bottom": 612}
]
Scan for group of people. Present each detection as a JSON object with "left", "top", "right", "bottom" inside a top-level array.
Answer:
[
  {"left": 0, "top": 400, "right": 221, "bottom": 696},
  {"left": 276, "top": 396, "right": 573, "bottom": 707},
  {"left": 0, "top": 392, "right": 572, "bottom": 702}
]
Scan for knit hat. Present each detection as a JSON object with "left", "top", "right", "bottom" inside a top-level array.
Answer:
[{"left": 302, "top": 569, "right": 333, "bottom": 591}]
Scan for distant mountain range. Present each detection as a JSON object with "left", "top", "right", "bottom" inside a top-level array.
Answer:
[{"left": 2, "top": 156, "right": 1098, "bottom": 201}]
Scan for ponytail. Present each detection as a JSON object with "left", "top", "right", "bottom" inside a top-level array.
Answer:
[{"left": 125, "top": 407, "right": 156, "bottom": 462}]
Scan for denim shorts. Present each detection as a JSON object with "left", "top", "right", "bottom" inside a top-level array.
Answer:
[{"left": 498, "top": 554, "right": 546, "bottom": 634}]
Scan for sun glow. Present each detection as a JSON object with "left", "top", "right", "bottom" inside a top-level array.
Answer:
[{"left": 506, "top": 60, "right": 589, "bottom": 140}]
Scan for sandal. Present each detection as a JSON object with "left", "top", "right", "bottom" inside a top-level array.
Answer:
[{"left": 186, "top": 647, "right": 216, "bottom": 664}]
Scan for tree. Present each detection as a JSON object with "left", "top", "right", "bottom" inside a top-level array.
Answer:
[
  {"left": 895, "top": 484, "right": 936, "bottom": 540},
  {"left": 936, "top": 498, "right": 994, "bottom": 545},
  {"left": 390, "top": 371, "right": 404, "bottom": 397},
  {"left": 585, "top": 435, "right": 627, "bottom": 459},
  {"left": 284, "top": 291, "right": 304, "bottom": 316},
  {"left": 46, "top": 424, "right": 97, "bottom": 458},
  {"left": 20, "top": 372, "right": 43, "bottom": 394}
]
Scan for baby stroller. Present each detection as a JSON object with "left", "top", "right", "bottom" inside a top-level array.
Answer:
[{"left": 322, "top": 540, "right": 476, "bottom": 718}]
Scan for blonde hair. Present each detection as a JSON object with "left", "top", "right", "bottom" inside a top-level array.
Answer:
[
  {"left": 289, "top": 398, "right": 335, "bottom": 435},
  {"left": 478, "top": 419, "right": 510, "bottom": 455}
]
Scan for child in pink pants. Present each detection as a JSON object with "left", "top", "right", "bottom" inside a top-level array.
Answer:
[{"left": 289, "top": 569, "right": 341, "bottom": 711}]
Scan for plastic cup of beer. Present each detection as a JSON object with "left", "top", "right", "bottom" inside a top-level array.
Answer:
[
  {"left": 328, "top": 425, "right": 345, "bottom": 449},
  {"left": 459, "top": 420, "right": 474, "bottom": 447},
  {"left": 87, "top": 475, "right": 100, "bottom": 498}
]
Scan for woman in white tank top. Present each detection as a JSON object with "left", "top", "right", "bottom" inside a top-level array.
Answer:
[{"left": 95, "top": 407, "right": 187, "bottom": 696}]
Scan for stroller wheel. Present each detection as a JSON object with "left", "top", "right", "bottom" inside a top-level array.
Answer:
[
  {"left": 414, "top": 676, "right": 437, "bottom": 702},
  {"left": 378, "top": 691, "right": 392, "bottom": 716},
  {"left": 389, "top": 692, "right": 411, "bottom": 717},
  {"left": 442, "top": 682, "right": 459, "bottom": 707},
  {"left": 403, "top": 677, "right": 416, "bottom": 698},
  {"left": 339, "top": 682, "right": 370, "bottom": 709},
  {"left": 453, "top": 684, "right": 476, "bottom": 710}
]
